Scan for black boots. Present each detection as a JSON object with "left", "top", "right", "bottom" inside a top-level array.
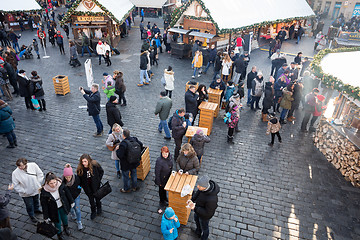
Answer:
[
  {"left": 227, "top": 136, "right": 234, "bottom": 144},
  {"left": 117, "top": 171, "right": 121, "bottom": 179},
  {"left": 64, "top": 226, "right": 71, "bottom": 236}
]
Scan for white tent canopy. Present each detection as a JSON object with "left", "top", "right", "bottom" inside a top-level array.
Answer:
[
  {"left": 130, "top": 0, "right": 167, "bottom": 9},
  {"left": 1, "top": 0, "right": 41, "bottom": 12},
  {"left": 190, "top": 0, "right": 314, "bottom": 31}
]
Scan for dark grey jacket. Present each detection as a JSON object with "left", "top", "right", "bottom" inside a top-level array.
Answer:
[
  {"left": 0, "top": 190, "right": 10, "bottom": 221},
  {"left": 190, "top": 133, "right": 210, "bottom": 157},
  {"left": 83, "top": 89, "right": 101, "bottom": 116}
]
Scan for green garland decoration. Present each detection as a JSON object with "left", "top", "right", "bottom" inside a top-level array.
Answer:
[
  {"left": 170, "top": 0, "right": 314, "bottom": 34},
  {"left": 184, "top": 15, "right": 210, "bottom": 22},
  {"left": 60, "top": 0, "right": 134, "bottom": 26},
  {"left": 311, "top": 47, "right": 360, "bottom": 100}
]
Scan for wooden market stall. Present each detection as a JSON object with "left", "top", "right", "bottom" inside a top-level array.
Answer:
[
  {"left": 312, "top": 49, "right": 360, "bottom": 188},
  {"left": 60, "top": 0, "right": 134, "bottom": 50}
]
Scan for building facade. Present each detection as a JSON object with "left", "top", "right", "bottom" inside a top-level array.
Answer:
[{"left": 314, "top": 0, "right": 360, "bottom": 19}]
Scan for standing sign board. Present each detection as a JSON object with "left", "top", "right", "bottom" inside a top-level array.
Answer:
[{"left": 85, "top": 59, "right": 94, "bottom": 88}]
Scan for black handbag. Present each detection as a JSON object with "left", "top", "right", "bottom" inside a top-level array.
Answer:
[
  {"left": 36, "top": 221, "right": 58, "bottom": 238},
  {"left": 94, "top": 181, "right": 112, "bottom": 200}
]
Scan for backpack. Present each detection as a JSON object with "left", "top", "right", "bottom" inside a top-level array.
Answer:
[
  {"left": 35, "top": 82, "right": 42, "bottom": 91},
  {"left": 168, "top": 116, "right": 173, "bottom": 130},
  {"left": 223, "top": 112, "right": 231, "bottom": 124},
  {"left": 254, "top": 80, "right": 264, "bottom": 97},
  {"left": 124, "top": 139, "right": 142, "bottom": 164}
]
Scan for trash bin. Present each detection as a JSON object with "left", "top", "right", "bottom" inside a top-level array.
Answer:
[{"left": 53, "top": 75, "right": 70, "bottom": 95}]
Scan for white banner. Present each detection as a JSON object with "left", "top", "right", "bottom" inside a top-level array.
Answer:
[{"left": 84, "top": 59, "right": 94, "bottom": 88}]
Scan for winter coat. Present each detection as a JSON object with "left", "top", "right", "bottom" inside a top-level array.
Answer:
[
  {"left": 12, "top": 162, "right": 44, "bottom": 197},
  {"left": 140, "top": 51, "right": 148, "bottom": 70},
  {"left": 104, "top": 85, "right": 116, "bottom": 99},
  {"left": 164, "top": 69, "right": 175, "bottom": 91},
  {"left": 3, "top": 63, "right": 16, "bottom": 84},
  {"left": 0, "top": 103, "right": 15, "bottom": 134},
  {"left": 304, "top": 92, "right": 318, "bottom": 113},
  {"left": 9, "top": 32, "right": 20, "bottom": 43},
  {"left": 207, "top": 48, "right": 217, "bottom": 62},
  {"left": 114, "top": 75, "right": 126, "bottom": 93},
  {"left": 96, "top": 43, "right": 106, "bottom": 55},
  {"left": 197, "top": 90, "right": 208, "bottom": 107},
  {"left": 70, "top": 45, "right": 78, "bottom": 59},
  {"left": 171, "top": 111, "right": 186, "bottom": 139},
  {"left": 227, "top": 109, "right": 239, "bottom": 128},
  {"left": 105, "top": 101, "right": 123, "bottom": 128},
  {"left": 161, "top": 207, "right": 180, "bottom": 240},
  {"left": 274, "top": 79, "right": 287, "bottom": 97},
  {"left": 83, "top": 89, "right": 101, "bottom": 116},
  {"left": 191, "top": 180, "right": 220, "bottom": 220},
  {"left": 62, "top": 175, "right": 82, "bottom": 200},
  {"left": 192, "top": 54, "right": 203, "bottom": 68},
  {"left": 247, "top": 71, "right": 257, "bottom": 89},
  {"left": 286, "top": 67, "right": 299, "bottom": 82},
  {"left": 224, "top": 86, "right": 236, "bottom": 102},
  {"left": 276, "top": 67, "right": 286, "bottom": 80},
  {"left": 185, "top": 90, "right": 199, "bottom": 116},
  {"left": 154, "top": 96, "right": 172, "bottom": 121},
  {"left": 280, "top": 89, "right": 294, "bottom": 110},
  {"left": 17, "top": 74, "right": 32, "bottom": 97},
  {"left": 214, "top": 55, "right": 222, "bottom": 71},
  {"left": 40, "top": 183, "right": 74, "bottom": 223},
  {"left": 106, "top": 132, "right": 123, "bottom": 160},
  {"left": 251, "top": 76, "right": 264, "bottom": 96},
  {"left": 266, "top": 118, "right": 281, "bottom": 134},
  {"left": 33, "top": 41, "right": 39, "bottom": 52},
  {"left": 262, "top": 82, "right": 274, "bottom": 110},
  {"left": 209, "top": 80, "right": 226, "bottom": 91},
  {"left": 176, "top": 152, "right": 199, "bottom": 175},
  {"left": 30, "top": 76, "right": 45, "bottom": 98},
  {"left": 313, "top": 95, "right": 326, "bottom": 117},
  {"left": 221, "top": 60, "right": 232, "bottom": 75},
  {"left": 78, "top": 163, "right": 104, "bottom": 195},
  {"left": 116, "top": 136, "right": 143, "bottom": 171},
  {"left": 54, "top": 34, "right": 63, "bottom": 44},
  {"left": 0, "top": 67, "right": 9, "bottom": 85},
  {"left": 155, "top": 154, "right": 173, "bottom": 186},
  {"left": 0, "top": 190, "right": 11, "bottom": 221},
  {"left": 234, "top": 57, "right": 245, "bottom": 73},
  {"left": 190, "top": 133, "right": 210, "bottom": 157}
]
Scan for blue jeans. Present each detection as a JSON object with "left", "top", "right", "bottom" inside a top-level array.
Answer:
[
  {"left": 115, "top": 160, "right": 120, "bottom": 172},
  {"left": 213, "top": 70, "right": 220, "bottom": 80},
  {"left": 193, "top": 67, "right": 200, "bottom": 77},
  {"left": 158, "top": 120, "right": 171, "bottom": 138},
  {"left": 139, "top": 70, "right": 150, "bottom": 84},
  {"left": 121, "top": 168, "right": 137, "bottom": 191},
  {"left": 297, "top": 35, "right": 301, "bottom": 44},
  {"left": 203, "top": 61, "right": 213, "bottom": 73},
  {"left": 247, "top": 89, "right": 252, "bottom": 104},
  {"left": 70, "top": 196, "right": 81, "bottom": 222},
  {"left": 280, "top": 108, "right": 289, "bottom": 120},
  {"left": 12, "top": 42, "right": 20, "bottom": 52},
  {"left": 6, "top": 130, "right": 16, "bottom": 144},
  {"left": 92, "top": 114, "right": 103, "bottom": 134},
  {"left": 81, "top": 46, "right": 92, "bottom": 57},
  {"left": 194, "top": 212, "right": 210, "bottom": 240},
  {"left": 23, "top": 194, "right": 40, "bottom": 218}
]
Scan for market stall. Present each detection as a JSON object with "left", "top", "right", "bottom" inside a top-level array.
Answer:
[
  {"left": 130, "top": 0, "right": 167, "bottom": 18},
  {"left": 311, "top": 48, "right": 360, "bottom": 188},
  {"left": 1, "top": 0, "right": 42, "bottom": 31},
  {"left": 60, "top": 0, "right": 134, "bottom": 49}
]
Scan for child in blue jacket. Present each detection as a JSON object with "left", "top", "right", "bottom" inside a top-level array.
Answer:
[{"left": 161, "top": 207, "right": 180, "bottom": 240}]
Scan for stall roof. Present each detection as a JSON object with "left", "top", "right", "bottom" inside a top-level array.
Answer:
[
  {"left": 168, "top": 28, "right": 191, "bottom": 35},
  {"left": 130, "top": 0, "right": 167, "bottom": 8},
  {"left": 1, "top": 0, "right": 41, "bottom": 12},
  {"left": 172, "top": 0, "right": 314, "bottom": 33},
  {"left": 61, "top": 0, "right": 134, "bottom": 25},
  {"left": 188, "top": 31, "right": 215, "bottom": 39}
]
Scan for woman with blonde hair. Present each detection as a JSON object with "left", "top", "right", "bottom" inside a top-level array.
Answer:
[
  {"left": 105, "top": 123, "right": 123, "bottom": 179},
  {"left": 176, "top": 143, "right": 199, "bottom": 175},
  {"left": 221, "top": 53, "right": 232, "bottom": 82},
  {"left": 192, "top": 50, "right": 203, "bottom": 78},
  {"left": 76, "top": 154, "right": 104, "bottom": 220}
]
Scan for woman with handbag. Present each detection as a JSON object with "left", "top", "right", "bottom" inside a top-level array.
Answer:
[
  {"left": 105, "top": 123, "right": 123, "bottom": 179},
  {"left": 40, "top": 172, "right": 74, "bottom": 240},
  {"left": 30, "top": 71, "right": 46, "bottom": 111},
  {"left": 62, "top": 164, "right": 83, "bottom": 231},
  {"left": 76, "top": 154, "right": 104, "bottom": 220}
]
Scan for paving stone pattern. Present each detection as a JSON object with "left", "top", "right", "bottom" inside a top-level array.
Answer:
[{"left": 1, "top": 14, "right": 360, "bottom": 240}]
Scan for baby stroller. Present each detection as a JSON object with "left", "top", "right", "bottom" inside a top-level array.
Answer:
[{"left": 19, "top": 45, "right": 33, "bottom": 59}]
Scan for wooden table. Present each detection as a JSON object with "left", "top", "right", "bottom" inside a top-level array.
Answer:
[
  {"left": 198, "top": 102, "right": 218, "bottom": 135},
  {"left": 164, "top": 174, "right": 198, "bottom": 225},
  {"left": 185, "top": 81, "right": 199, "bottom": 92},
  {"left": 207, "top": 88, "right": 223, "bottom": 117},
  {"left": 185, "top": 126, "right": 208, "bottom": 142}
]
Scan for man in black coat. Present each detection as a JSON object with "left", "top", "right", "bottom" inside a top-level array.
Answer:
[
  {"left": 80, "top": 84, "right": 103, "bottom": 137},
  {"left": 233, "top": 57, "right": 245, "bottom": 85},
  {"left": 213, "top": 52, "right": 222, "bottom": 80},
  {"left": 116, "top": 129, "right": 143, "bottom": 193},
  {"left": 246, "top": 66, "right": 257, "bottom": 106},
  {"left": 188, "top": 175, "right": 220, "bottom": 240},
  {"left": 17, "top": 70, "right": 34, "bottom": 110},
  {"left": 171, "top": 108, "right": 187, "bottom": 161},
  {"left": 106, "top": 96, "right": 123, "bottom": 133},
  {"left": 185, "top": 85, "right": 199, "bottom": 125},
  {"left": 3, "top": 61, "right": 18, "bottom": 96},
  {"left": 138, "top": 50, "right": 150, "bottom": 86}
]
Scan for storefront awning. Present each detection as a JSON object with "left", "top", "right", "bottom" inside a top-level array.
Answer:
[
  {"left": 130, "top": 0, "right": 167, "bottom": 8},
  {"left": 1, "top": 0, "right": 41, "bottom": 12},
  {"left": 168, "top": 28, "right": 191, "bottom": 35},
  {"left": 188, "top": 31, "right": 215, "bottom": 39}
]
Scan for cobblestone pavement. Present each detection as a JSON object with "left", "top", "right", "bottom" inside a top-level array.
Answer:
[{"left": 1, "top": 13, "right": 360, "bottom": 240}]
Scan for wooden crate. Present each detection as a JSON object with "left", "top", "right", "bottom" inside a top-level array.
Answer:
[
  {"left": 207, "top": 88, "right": 223, "bottom": 117},
  {"left": 164, "top": 174, "right": 198, "bottom": 225},
  {"left": 185, "top": 126, "right": 208, "bottom": 142},
  {"left": 137, "top": 147, "right": 150, "bottom": 181},
  {"left": 185, "top": 81, "right": 199, "bottom": 92},
  {"left": 53, "top": 75, "right": 70, "bottom": 96},
  {"left": 198, "top": 102, "right": 217, "bottom": 135}
]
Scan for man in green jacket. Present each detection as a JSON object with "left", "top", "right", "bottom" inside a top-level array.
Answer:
[
  {"left": 155, "top": 91, "right": 172, "bottom": 140},
  {"left": 81, "top": 32, "right": 92, "bottom": 57}
]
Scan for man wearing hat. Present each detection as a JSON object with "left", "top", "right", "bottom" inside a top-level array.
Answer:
[{"left": 187, "top": 175, "right": 220, "bottom": 240}]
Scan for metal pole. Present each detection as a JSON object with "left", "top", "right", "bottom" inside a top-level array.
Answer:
[{"left": 42, "top": 38, "right": 50, "bottom": 58}]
